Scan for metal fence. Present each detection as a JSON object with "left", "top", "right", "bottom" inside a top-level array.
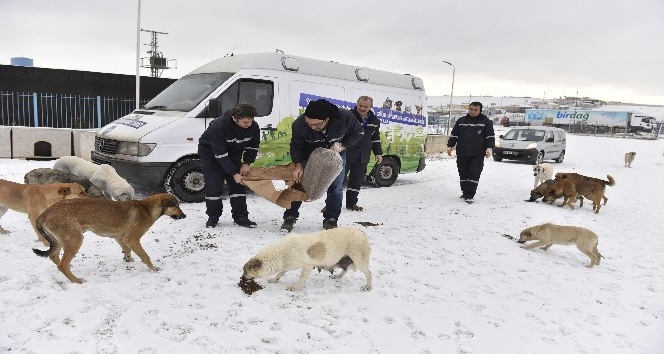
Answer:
[{"left": 0, "top": 91, "right": 149, "bottom": 128}]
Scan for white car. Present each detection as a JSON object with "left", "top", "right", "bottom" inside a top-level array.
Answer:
[{"left": 493, "top": 126, "right": 566, "bottom": 165}]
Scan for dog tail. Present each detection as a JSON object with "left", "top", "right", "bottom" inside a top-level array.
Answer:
[
  {"left": 31, "top": 219, "right": 58, "bottom": 258},
  {"left": 605, "top": 175, "right": 615, "bottom": 187}
]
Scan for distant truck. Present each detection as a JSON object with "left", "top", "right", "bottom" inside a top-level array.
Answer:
[{"left": 525, "top": 109, "right": 656, "bottom": 133}]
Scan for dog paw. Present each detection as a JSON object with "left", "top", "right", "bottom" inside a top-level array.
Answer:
[
  {"left": 286, "top": 285, "right": 301, "bottom": 291},
  {"left": 361, "top": 285, "right": 372, "bottom": 291},
  {"left": 268, "top": 278, "right": 279, "bottom": 283},
  {"left": 0, "top": 229, "right": 11, "bottom": 234},
  {"left": 123, "top": 255, "right": 134, "bottom": 262}
]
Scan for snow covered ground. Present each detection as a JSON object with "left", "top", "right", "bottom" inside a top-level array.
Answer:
[{"left": 0, "top": 128, "right": 663, "bottom": 353}]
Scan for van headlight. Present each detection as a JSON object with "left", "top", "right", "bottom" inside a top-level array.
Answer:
[
  {"left": 526, "top": 143, "right": 537, "bottom": 149},
  {"left": 495, "top": 140, "right": 501, "bottom": 147},
  {"left": 116, "top": 142, "right": 156, "bottom": 156}
]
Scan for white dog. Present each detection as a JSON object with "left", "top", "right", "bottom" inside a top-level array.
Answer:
[
  {"left": 533, "top": 163, "right": 553, "bottom": 189},
  {"left": 53, "top": 156, "right": 134, "bottom": 200},
  {"left": 624, "top": 152, "right": 636, "bottom": 168},
  {"left": 241, "top": 226, "right": 372, "bottom": 291}
]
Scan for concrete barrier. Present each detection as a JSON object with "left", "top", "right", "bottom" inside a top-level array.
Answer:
[
  {"left": 73, "top": 129, "right": 97, "bottom": 161},
  {"left": 425, "top": 134, "right": 450, "bottom": 153},
  {"left": 0, "top": 127, "right": 11, "bottom": 158},
  {"left": 12, "top": 126, "right": 72, "bottom": 159}
]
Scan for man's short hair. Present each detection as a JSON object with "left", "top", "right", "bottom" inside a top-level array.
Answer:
[
  {"left": 357, "top": 96, "right": 374, "bottom": 105},
  {"left": 469, "top": 101, "right": 483, "bottom": 112},
  {"left": 232, "top": 103, "right": 258, "bottom": 118}
]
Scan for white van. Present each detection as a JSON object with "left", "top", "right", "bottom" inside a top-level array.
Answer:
[{"left": 91, "top": 53, "right": 427, "bottom": 202}]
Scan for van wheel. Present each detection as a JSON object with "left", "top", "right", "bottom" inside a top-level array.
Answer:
[
  {"left": 533, "top": 151, "right": 544, "bottom": 165},
  {"left": 554, "top": 150, "right": 565, "bottom": 163},
  {"left": 164, "top": 158, "right": 205, "bottom": 203},
  {"left": 370, "top": 158, "right": 399, "bottom": 187}
]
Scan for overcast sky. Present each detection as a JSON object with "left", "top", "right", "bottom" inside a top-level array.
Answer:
[{"left": 2, "top": 0, "right": 663, "bottom": 105}]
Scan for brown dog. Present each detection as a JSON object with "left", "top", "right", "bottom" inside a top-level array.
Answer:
[
  {"left": 554, "top": 173, "right": 615, "bottom": 205},
  {"left": 0, "top": 178, "right": 89, "bottom": 238},
  {"left": 32, "top": 193, "right": 186, "bottom": 283},
  {"left": 545, "top": 178, "right": 607, "bottom": 213}
]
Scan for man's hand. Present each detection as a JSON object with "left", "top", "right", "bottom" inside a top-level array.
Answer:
[
  {"left": 485, "top": 149, "right": 492, "bottom": 158},
  {"left": 233, "top": 173, "right": 244, "bottom": 185},
  {"left": 375, "top": 154, "right": 383, "bottom": 164},
  {"left": 239, "top": 163, "right": 251, "bottom": 176},
  {"left": 293, "top": 163, "right": 304, "bottom": 183},
  {"left": 330, "top": 142, "right": 345, "bottom": 153},
  {"left": 447, "top": 147, "right": 453, "bottom": 157}
]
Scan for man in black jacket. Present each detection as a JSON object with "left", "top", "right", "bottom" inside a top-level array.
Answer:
[
  {"left": 345, "top": 96, "right": 382, "bottom": 211},
  {"left": 198, "top": 103, "right": 261, "bottom": 228},
  {"left": 446, "top": 101, "right": 495, "bottom": 204},
  {"left": 280, "top": 99, "right": 364, "bottom": 231}
]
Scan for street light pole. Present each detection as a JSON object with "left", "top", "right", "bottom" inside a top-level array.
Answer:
[
  {"left": 135, "top": 0, "right": 142, "bottom": 110},
  {"left": 443, "top": 60, "right": 455, "bottom": 135}
]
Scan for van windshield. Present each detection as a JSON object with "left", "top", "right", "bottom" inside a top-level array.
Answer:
[
  {"left": 143, "top": 72, "right": 233, "bottom": 112},
  {"left": 502, "top": 129, "right": 545, "bottom": 142}
]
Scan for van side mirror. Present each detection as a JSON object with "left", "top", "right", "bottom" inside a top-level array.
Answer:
[
  {"left": 499, "top": 134, "right": 504, "bottom": 139},
  {"left": 208, "top": 98, "right": 221, "bottom": 118}
]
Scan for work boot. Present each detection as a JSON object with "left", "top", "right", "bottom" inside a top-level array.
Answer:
[
  {"left": 464, "top": 197, "right": 475, "bottom": 204},
  {"left": 205, "top": 217, "right": 219, "bottom": 228},
  {"left": 280, "top": 216, "right": 297, "bottom": 232},
  {"left": 323, "top": 217, "right": 338, "bottom": 230},
  {"left": 321, "top": 206, "right": 326, "bottom": 213},
  {"left": 234, "top": 218, "right": 257, "bottom": 228},
  {"left": 346, "top": 204, "right": 363, "bottom": 211}
]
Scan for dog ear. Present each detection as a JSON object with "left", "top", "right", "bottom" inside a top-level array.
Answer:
[
  {"left": 248, "top": 258, "right": 262, "bottom": 271},
  {"left": 58, "top": 186, "right": 72, "bottom": 196}
]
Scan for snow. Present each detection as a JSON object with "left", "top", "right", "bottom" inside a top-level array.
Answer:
[{"left": 1, "top": 128, "right": 663, "bottom": 353}]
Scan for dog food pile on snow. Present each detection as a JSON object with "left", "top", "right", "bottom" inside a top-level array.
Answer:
[
  {"left": 238, "top": 277, "right": 263, "bottom": 295},
  {"left": 355, "top": 221, "right": 382, "bottom": 227}
]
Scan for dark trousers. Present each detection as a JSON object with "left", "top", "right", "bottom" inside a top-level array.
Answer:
[
  {"left": 345, "top": 157, "right": 368, "bottom": 207},
  {"left": 200, "top": 153, "right": 248, "bottom": 221},
  {"left": 456, "top": 155, "right": 485, "bottom": 198},
  {"left": 283, "top": 152, "right": 346, "bottom": 220}
]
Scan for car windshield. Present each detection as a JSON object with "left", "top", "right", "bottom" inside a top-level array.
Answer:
[
  {"left": 142, "top": 72, "right": 233, "bottom": 112},
  {"left": 502, "top": 129, "right": 545, "bottom": 142}
]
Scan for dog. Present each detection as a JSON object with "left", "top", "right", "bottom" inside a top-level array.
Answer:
[
  {"left": 24, "top": 168, "right": 106, "bottom": 198},
  {"left": 241, "top": 226, "right": 372, "bottom": 291},
  {"left": 53, "top": 156, "right": 134, "bottom": 200},
  {"left": 533, "top": 163, "right": 553, "bottom": 189},
  {"left": 545, "top": 178, "right": 607, "bottom": 213},
  {"left": 89, "top": 164, "right": 134, "bottom": 201},
  {"left": 0, "top": 178, "right": 89, "bottom": 237},
  {"left": 624, "top": 152, "right": 636, "bottom": 167},
  {"left": 525, "top": 179, "right": 560, "bottom": 203},
  {"left": 32, "top": 193, "right": 186, "bottom": 283},
  {"left": 554, "top": 173, "right": 615, "bottom": 206},
  {"left": 518, "top": 223, "right": 603, "bottom": 268}
]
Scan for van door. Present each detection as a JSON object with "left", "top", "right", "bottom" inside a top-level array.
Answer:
[
  {"left": 543, "top": 131, "right": 557, "bottom": 158},
  {"left": 201, "top": 78, "right": 277, "bottom": 126}
]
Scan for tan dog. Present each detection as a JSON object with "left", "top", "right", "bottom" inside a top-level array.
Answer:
[
  {"left": 533, "top": 163, "right": 553, "bottom": 189},
  {"left": 32, "top": 193, "right": 186, "bottom": 283},
  {"left": 554, "top": 173, "right": 615, "bottom": 205},
  {"left": 0, "top": 178, "right": 88, "bottom": 237},
  {"left": 242, "top": 226, "right": 372, "bottom": 291},
  {"left": 518, "top": 223, "right": 603, "bottom": 268},
  {"left": 624, "top": 152, "right": 636, "bottom": 167}
]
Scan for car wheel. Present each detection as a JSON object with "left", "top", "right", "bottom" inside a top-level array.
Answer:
[
  {"left": 370, "top": 157, "right": 399, "bottom": 187},
  {"left": 163, "top": 157, "right": 205, "bottom": 203},
  {"left": 554, "top": 150, "right": 565, "bottom": 163},
  {"left": 533, "top": 151, "right": 544, "bottom": 165}
]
